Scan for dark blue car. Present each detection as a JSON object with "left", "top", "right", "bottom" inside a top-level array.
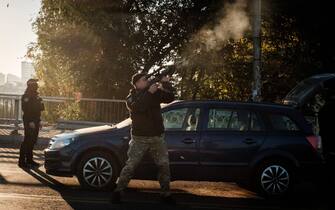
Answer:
[{"left": 44, "top": 100, "right": 323, "bottom": 197}]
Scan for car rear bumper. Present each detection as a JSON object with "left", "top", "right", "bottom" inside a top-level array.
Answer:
[{"left": 44, "top": 149, "right": 74, "bottom": 177}]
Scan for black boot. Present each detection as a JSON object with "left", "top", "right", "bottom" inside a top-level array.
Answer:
[
  {"left": 18, "top": 155, "right": 27, "bottom": 168},
  {"left": 27, "top": 160, "right": 40, "bottom": 168},
  {"left": 18, "top": 161, "right": 28, "bottom": 168},
  {"left": 110, "top": 191, "right": 122, "bottom": 204}
]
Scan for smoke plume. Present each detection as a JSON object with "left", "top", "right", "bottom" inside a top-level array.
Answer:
[{"left": 198, "top": 0, "right": 250, "bottom": 51}]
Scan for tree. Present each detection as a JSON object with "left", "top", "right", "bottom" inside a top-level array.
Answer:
[
  {"left": 28, "top": 0, "right": 223, "bottom": 121},
  {"left": 28, "top": 0, "right": 324, "bottom": 107},
  {"left": 175, "top": 1, "right": 320, "bottom": 102},
  {"left": 28, "top": 0, "right": 221, "bottom": 99}
]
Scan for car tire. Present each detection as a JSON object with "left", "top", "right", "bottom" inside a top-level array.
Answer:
[
  {"left": 76, "top": 150, "right": 120, "bottom": 191},
  {"left": 255, "top": 160, "right": 294, "bottom": 198}
]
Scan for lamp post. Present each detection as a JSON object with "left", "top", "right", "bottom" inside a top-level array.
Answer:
[{"left": 252, "top": 0, "right": 262, "bottom": 102}]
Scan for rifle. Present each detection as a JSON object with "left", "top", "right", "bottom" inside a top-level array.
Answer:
[{"left": 145, "top": 65, "right": 175, "bottom": 85}]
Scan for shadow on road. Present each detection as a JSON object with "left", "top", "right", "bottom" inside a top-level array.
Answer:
[
  {"left": 23, "top": 168, "right": 67, "bottom": 190},
  {"left": 16, "top": 167, "right": 333, "bottom": 210},
  {"left": 1, "top": 145, "right": 333, "bottom": 210},
  {"left": 0, "top": 173, "right": 8, "bottom": 184}
]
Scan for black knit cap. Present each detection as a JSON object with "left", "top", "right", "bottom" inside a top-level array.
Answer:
[
  {"left": 27, "top": 78, "right": 38, "bottom": 86},
  {"left": 131, "top": 73, "right": 147, "bottom": 85}
]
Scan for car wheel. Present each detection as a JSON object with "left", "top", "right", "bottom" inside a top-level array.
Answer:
[
  {"left": 255, "top": 160, "right": 294, "bottom": 198},
  {"left": 76, "top": 151, "right": 120, "bottom": 190}
]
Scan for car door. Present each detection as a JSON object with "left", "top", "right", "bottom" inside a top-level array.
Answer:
[
  {"left": 135, "top": 105, "right": 202, "bottom": 181},
  {"left": 199, "top": 106, "right": 266, "bottom": 181},
  {"left": 163, "top": 106, "right": 202, "bottom": 180}
]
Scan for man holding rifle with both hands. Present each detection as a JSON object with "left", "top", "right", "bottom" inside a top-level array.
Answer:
[{"left": 111, "top": 67, "right": 176, "bottom": 205}]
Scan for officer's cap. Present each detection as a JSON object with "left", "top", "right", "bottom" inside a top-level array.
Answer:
[{"left": 27, "top": 78, "right": 38, "bottom": 86}]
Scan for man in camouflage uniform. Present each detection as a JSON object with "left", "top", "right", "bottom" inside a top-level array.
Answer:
[{"left": 111, "top": 72, "right": 175, "bottom": 204}]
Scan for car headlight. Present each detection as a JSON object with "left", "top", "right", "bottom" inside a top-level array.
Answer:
[{"left": 49, "top": 134, "right": 77, "bottom": 150}]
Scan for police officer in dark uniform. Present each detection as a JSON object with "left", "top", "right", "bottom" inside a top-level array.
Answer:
[{"left": 18, "top": 79, "right": 45, "bottom": 168}]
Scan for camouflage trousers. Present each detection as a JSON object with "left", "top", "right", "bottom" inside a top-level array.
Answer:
[{"left": 115, "top": 134, "right": 171, "bottom": 196}]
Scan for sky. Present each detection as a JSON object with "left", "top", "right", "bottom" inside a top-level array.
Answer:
[{"left": 0, "top": 0, "right": 41, "bottom": 77}]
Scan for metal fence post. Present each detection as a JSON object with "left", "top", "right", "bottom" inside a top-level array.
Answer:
[{"left": 10, "top": 97, "right": 20, "bottom": 135}]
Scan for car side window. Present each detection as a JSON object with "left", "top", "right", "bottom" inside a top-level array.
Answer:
[
  {"left": 184, "top": 108, "right": 200, "bottom": 131},
  {"left": 163, "top": 107, "right": 201, "bottom": 131},
  {"left": 269, "top": 114, "right": 299, "bottom": 131},
  {"left": 208, "top": 109, "right": 231, "bottom": 129},
  {"left": 229, "top": 110, "right": 249, "bottom": 131},
  {"left": 207, "top": 109, "right": 264, "bottom": 131},
  {"left": 250, "top": 112, "right": 263, "bottom": 131},
  {"left": 162, "top": 108, "right": 188, "bottom": 130}
]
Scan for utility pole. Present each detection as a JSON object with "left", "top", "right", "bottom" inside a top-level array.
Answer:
[{"left": 252, "top": 0, "right": 262, "bottom": 102}]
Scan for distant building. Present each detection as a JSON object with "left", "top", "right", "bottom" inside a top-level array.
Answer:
[
  {"left": 0, "top": 82, "right": 25, "bottom": 94},
  {"left": 21, "top": 61, "right": 35, "bottom": 83},
  {"left": 6, "top": 73, "right": 21, "bottom": 83},
  {"left": 0, "top": 73, "right": 5, "bottom": 85}
]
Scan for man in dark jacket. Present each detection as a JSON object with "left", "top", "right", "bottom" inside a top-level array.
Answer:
[
  {"left": 18, "top": 79, "right": 44, "bottom": 168},
  {"left": 111, "top": 72, "right": 175, "bottom": 204}
]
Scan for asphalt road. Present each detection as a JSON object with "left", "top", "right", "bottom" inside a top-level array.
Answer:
[{"left": 0, "top": 141, "right": 333, "bottom": 210}]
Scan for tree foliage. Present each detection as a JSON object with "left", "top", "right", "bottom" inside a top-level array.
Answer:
[
  {"left": 28, "top": 0, "right": 321, "bottom": 105},
  {"left": 175, "top": 2, "right": 320, "bottom": 102},
  {"left": 28, "top": 0, "right": 220, "bottom": 99}
]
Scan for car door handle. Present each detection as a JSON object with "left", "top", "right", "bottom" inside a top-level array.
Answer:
[
  {"left": 122, "top": 136, "right": 130, "bottom": 141},
  {"left": 243, "top": 138, "right": 256, "bottom": 144},
  {"left": 182, "top": 138, "right": 196, "bottom": 144}
]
